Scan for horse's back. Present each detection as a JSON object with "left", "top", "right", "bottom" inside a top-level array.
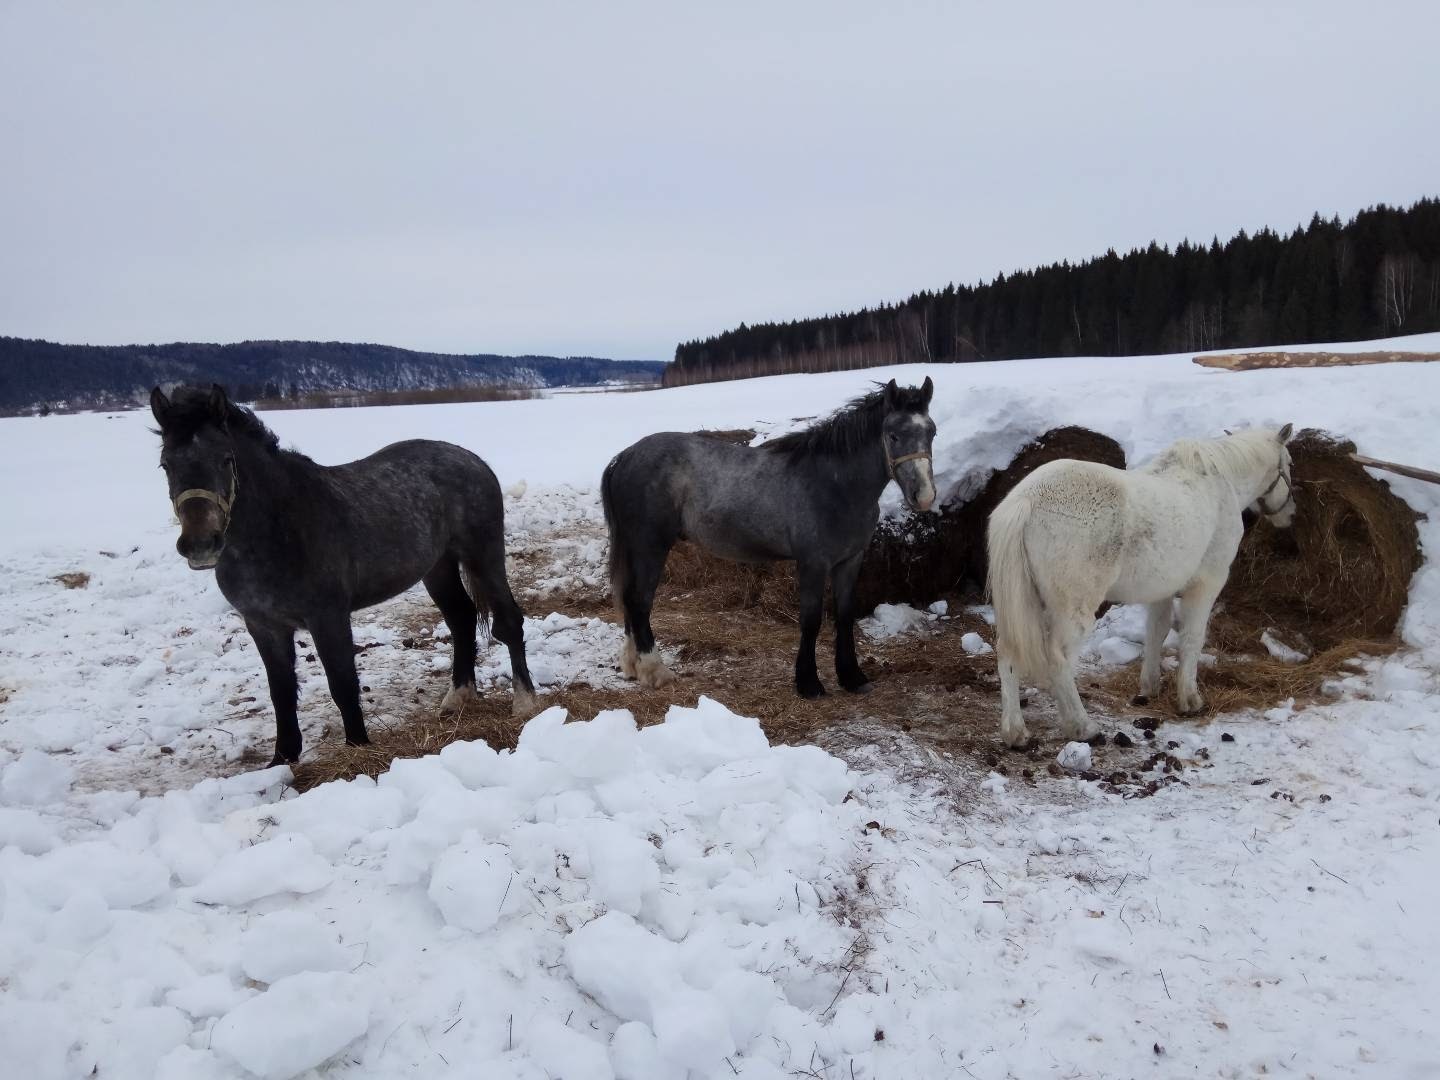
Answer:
[{"left": 607, "top": 432, "right": 798, "bottom": 559}]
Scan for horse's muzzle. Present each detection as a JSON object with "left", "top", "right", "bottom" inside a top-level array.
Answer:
[{"left": 178, "top": 533, "right": 224, "bottom": 570}]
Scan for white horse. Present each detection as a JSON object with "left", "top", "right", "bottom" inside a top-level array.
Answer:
[{"left": 986, "top": 425, "right": 1296, "bottom": 747}]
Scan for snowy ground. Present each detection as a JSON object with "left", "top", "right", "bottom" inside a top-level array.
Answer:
[{"left": 2, "top": 334, "right": 1440, "bottom": 1078}]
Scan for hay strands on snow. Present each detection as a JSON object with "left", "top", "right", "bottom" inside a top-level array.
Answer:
[{"left": 1351, "top": 453, "right": 1440, "bottom": 487}]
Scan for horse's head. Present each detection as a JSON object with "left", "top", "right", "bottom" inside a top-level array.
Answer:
[
  {"left": 882, "top": 376, "right": 937, "bottom": 512},
  {"left": 1255, "top": 422, "right": 1296, "bottom": 528},
  {"left": 150, "top": 384, "right": 240, "bottom": 570}
]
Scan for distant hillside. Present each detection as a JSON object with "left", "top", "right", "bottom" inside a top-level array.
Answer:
[
  {"left": 0, "top": 337, "right": 663, "bottom": 414},
  {"left": 666, "top": 197, "right": 1440, "bottom": 386}
]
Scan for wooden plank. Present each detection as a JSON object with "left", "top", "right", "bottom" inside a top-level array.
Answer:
[
  {"left": 1194, "top": 350, "right": 1440, "bottom": 372},
  {"left": 1352, "top": 454, "right": 1440, "bottom": 486}
]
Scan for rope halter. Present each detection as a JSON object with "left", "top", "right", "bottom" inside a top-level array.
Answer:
[
  {"left": 1257, "top": 455, "right": 1293, "bottom": 517},
  {"left": 172, "top": 457, "right": 238, "bottom": 531},
  {"left": 884, "top": 444, "right": 932, "bottom": 483}
]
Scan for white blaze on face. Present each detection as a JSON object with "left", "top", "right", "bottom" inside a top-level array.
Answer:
[{"left": 905, "top": 414, "right": 936, "bottom": 511}]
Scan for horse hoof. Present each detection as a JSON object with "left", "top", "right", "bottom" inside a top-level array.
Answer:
[
  {"left": 842, "top": 680, "right": 873, "bottom": 695},
  {"left": 1131, "top": 695, "right": 1149, "bottom": 707},
  {"left": 269, "top": 753, "right": 297, "bottom": 768},
  {"left": 346, "top": 735, "right": 371, "bottom": 748},
  {"left": 797, "top": 682, "right": 827, "bottom": 700}
]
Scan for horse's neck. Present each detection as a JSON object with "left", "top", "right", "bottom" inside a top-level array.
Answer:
[
  {"left": 823, "top": 442, "right": 891, "bottom": 502},
  {"left": 230, "top": 442, "right": 320, "bottom": 532}
]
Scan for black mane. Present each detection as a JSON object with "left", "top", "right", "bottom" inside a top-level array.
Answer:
[
  {"left": 761, "top": 384, "right": 927, "bottom": 458},
  {"left": 160, "top": 387, "right": 281, "bottom": 452}
]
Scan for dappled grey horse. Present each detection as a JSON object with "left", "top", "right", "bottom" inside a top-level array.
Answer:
[
  {"left": 602, "top": 377, "right": 937, "bottom": 697},
  {"left": 151, "top": 384, "right": 536, "bottom": 765}
]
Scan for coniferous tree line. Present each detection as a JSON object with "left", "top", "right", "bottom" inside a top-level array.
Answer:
[{"left": 665, "top": 198, "right": 1440, "bottom": 387}]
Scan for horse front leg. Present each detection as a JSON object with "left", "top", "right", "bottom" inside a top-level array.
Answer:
[
  {"left": 1175, "top": 580, "right": 1223, "bottom": 716},
  {"left": 1135, "top": 599, "right": 1174, "bottom": 704},
  {"left": 247, "top": 617, "right": 300, "bottom": 766},
  {"left": 307, "top": 609, "right": 370, "bottom": 747},
  {"left": 830, "top": 550, "right": 871, "bottom": 693},
  {"left": 794, "top": 560, "right": 827, "bottom": 698}
]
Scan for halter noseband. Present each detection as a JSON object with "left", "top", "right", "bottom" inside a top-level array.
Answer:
[
  {"left": 1257, "top": 457, "right": 1293, "bottom": 516},
  {"left": 884, "top": 445, "right": 932, "bottom": 482},
  {"left": 173, "top": 457, "right": 238, "bottom": 529}
]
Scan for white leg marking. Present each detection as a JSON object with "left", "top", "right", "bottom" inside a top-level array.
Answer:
[
  {"left": 635, "top": 648, "right": 676, "bottom": 689},
  {"left": 511, "top": 683, "right": 539, "bottom": 718},
  {"left": 619, "top": 634, "right": 638, "bottom": 679},
  {"left": 439, "top": 682, "right": 480, "bottom": 714}
]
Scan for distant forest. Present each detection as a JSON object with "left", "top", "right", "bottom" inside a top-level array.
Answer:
[
  {"left": 0, "top": 338, "right": 663, "bottom": 414},
  {"left": 665, "top": 198, "right": 1440, "bottom": 387}
]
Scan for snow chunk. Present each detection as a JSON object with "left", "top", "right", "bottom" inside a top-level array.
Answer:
[
  {"left": 190, "top": 834, "right": 332, "bottom": 906},
  {"left": 0, "top": 806, "right": 59, "bottom": 854},
  {"left": 524, "top": 1016, "right": 613, "bottom": 1080},
  {"left": 1098, "top": 636, "right": 1143, "bottom": 665},
  {"left": 928, "top": 599, "right": 949, "bottom": 616},
  {"left": 29, "top": 841, "right": 169, "bottom": 909},
  {"left": 212, "top": 972, "right": 372, "bottom": 1079},
  {"left": 1057, "top": 742, "right": 1093, "bottom": 771},
  {"left": 1261, "top": 628, "right": 1309, "bottom": 663},
  {"left": 428, "top": 841, "right": 521, "bottom": 933},
  {"left": 961, "top": 631, "right": 993, "bottom": 655},
  {"left": 1, "top": 750, "right": 72, "bottom": 807},
  {"left": 241, "top": 910, "right": 351, "bottom": 984},
  {"left": 859, "top": 602, "right": 931, "bottom": 640}
]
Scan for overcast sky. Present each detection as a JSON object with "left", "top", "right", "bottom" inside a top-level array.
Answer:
[{"left": 2, "top": 1, "right": 1437, "bottom": 361}]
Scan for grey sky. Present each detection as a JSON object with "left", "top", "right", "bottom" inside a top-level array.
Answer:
[{"left": 3, "top": 1, "right": 1437, "bottom": 361}]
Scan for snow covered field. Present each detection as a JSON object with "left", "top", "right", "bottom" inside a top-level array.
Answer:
[{"left": 2, "top": 335, "right": 1440, "bottom": 1078}]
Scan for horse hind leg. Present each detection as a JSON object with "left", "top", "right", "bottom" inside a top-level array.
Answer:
[
  {"left": 423, "top": 558, "right": 480, "bottom": 715},
  {"left": 461, "top": 547, "right": 540, "bottom": 718},
  {"left": 615, "top": 536, "right": 675, "bottom": 689},
  {"left": 1047, "top": 609, "right": 1101, "bottom": 743},
  {"left": 997, "top": 654, "right": 1029, "bottom": 749}
]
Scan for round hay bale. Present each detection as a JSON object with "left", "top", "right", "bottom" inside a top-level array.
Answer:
[
  {"left": 1212, "top": 429, "right": 1422, "bottom": 654},
  {"left": 854, "top": 426, "right": 1127, "bottom": 612}
]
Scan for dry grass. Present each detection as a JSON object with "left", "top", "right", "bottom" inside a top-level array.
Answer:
[{"left": 53, "top": 571, "right": 91, "bottom": 589}]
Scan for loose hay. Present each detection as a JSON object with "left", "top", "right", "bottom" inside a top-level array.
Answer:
[{"left": 1213, "top": 429, "right": 1422, "bottom": 653}]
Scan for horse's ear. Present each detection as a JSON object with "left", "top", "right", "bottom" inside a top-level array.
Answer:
[
  {"left": 1277, "top": 422, "right": 1294, "bottom": 444},
  {"left": 920, "top": 376, "right": 934, "bottom": 407},
  {"left": 884, "top": 379, "right": 899, "bottom": 410},
  {"left": 208, "top": 384, "right": 229, "bottom": 422},
  {"left": 150, "top": 386, "right": 171, "bottom": 429}
]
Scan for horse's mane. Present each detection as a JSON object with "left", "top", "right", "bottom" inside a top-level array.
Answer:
[
  {"left": 761, "top": 384, "right": 928, "bottom": 458},
  {"left": 160, "top": 387, "right": 282, "bottom": 453},
  {"left": 1148, "top": 429, "right": 1280, "bottom": 479}
]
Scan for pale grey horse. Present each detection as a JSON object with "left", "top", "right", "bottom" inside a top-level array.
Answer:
[{"left": 602, "top": 377, "right": 937, "bottom": 697}]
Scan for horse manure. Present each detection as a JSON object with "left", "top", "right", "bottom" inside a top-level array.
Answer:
[
  {"left": 1221, "top": 732, "right": 1235, "bottom": 742},
  {"left": 1046, "top": 762, "right": 1063, "bottom": 777},
  {"left": 1131, "top": 695, "right": 1149, "bottom": 706},
  {"left": 1113, "top": 732, "right": 1135, "bottom": 749},
  {"left": 1250, "top": 778, "right": 1270, "bottom": 785},
  {"left": 1143, "top": 729, "right": 1155, "bottom": 740},
  {"left": 362, "top": 685, "right": 371, "bottom": 693},
  {"left": 1318, "top": 793, "right": 1332, "bottom": 803},
  {"left": 1087, "top": 732, "right": 1107, "bottom": 747},
  {"left": 305, "top": 653, "right": 316, "bottom": 662},
  {"left": 1166, "top": 740, "right": 1180, "bottom": 750},
  {"left": 1135, "top": 717, "right": 1162, "bottom": 731},
  {"left": 402, "top": 637, "right": 416, "bottom": 649}
]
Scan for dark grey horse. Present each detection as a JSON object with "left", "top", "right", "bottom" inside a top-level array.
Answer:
[
  {"left": 602, "top": 377, "right": 936, "bottom": 698},
  {"left": 150, "top": 384, "right": 536, "bottom": 765}
]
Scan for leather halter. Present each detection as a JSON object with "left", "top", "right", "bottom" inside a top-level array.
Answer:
[{"left": 173, "top": 458, "right": 238, "bottom": 529}]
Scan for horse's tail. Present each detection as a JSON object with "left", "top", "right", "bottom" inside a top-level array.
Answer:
[
  {"left": 459, "top": 564, "right": 495, "bottom": 642},
  {"left": 601, "top": 453, "right": 627, "bottom": 614},
  {"left": 986, "top": 490, "right": 1049, "bottom": 683}
]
